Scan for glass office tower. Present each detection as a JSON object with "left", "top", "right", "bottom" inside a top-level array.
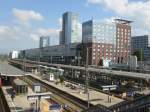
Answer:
[{"left": 62, "top": 12, "right": 82, "bottom": 45}]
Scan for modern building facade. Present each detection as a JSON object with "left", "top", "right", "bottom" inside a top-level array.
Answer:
[
  {"left": 17, "top": 11, "right": 132, "bottom": 66},
  {"left": 81, "top": 19, "right": 132, "bottom": 65},
  {"left": 59, "top": 31, "right": 63, "bottom": 45},
  {"left": 115, "top": 19, "right": 132, "bottom": 64},
  {"left": 62, "top": 12, "right": 82, "bottom": 45},
  {"left": 131, "top": 35, "right": 150, "bottom": 61},
  {"left": 20, "top": 43, "right": 80, "bottom": 65},
  {"left": 39, "top": 36, "right": 50, "bottom": 48}
]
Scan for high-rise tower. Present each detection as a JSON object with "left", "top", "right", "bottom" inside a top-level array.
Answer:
[{"left": 62, "top": 12, "right": 82, "bottom": 45}]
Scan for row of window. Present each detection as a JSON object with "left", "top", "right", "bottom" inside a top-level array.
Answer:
[
  {"left": 93, "top": 48, "right": 113, "bottom": 52},
  {"left": 93, "top": 45, "right": 113, "bottom": 48},
  {"left": 93, "top": 56, "right": 113, "bottom": 60},
  {"left": 93, "top": 52, "right": 113, "bottom": 56},
  {"left": 116, "top": 50, "right": 130, "bottom": 52},
  {"left": 117, "top": 28, "right": 130, "bottom": 32}
]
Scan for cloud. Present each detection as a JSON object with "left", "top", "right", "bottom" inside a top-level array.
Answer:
[
  {"left": 37, "top": 28, "right": 60, "bottom": 37},
  {"left": 0, "top": 25, "right": 23, "bottom": 40},
  {"left": 12, "top": 8, "right": 44, "bottom": 22},
  {"left": 0, "top": 8, "right": 60, "bottom": 53},
  {"left": 0, "top": 26, "right": 9, "bottom": 34},
  {"left": 87, "top": 0, "right": 150, "bottom": 35},
  {"left": 0, "top": 25, "right": 59, "bottom": 44},
  {"left": 30, "top": 34, "right": 39, "bottom": 42}
]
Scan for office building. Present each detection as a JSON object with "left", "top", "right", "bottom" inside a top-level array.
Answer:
[
  {"left": 131, "top": 35, "right": 150, "bottom": 61},
  {"left": 62, "top": 12, "right": 82, "bottom": 45},
  {"left": 59, "top": 31, "right": 63, "bottom": 45},
  {"left": 18, "top": 11, "right": 132, "bottom": 66},
  {"left": 81, "top": 19, "right": 132, "bottom": 65},
  {"left": 39, "top": 36, "right": 50, "bottom": 48},
  {"left": 20, "top": 43, "right": 80, "bottom": 65},
  {"left": 115, "top": 19, "right": 132, "bottom": 64}
]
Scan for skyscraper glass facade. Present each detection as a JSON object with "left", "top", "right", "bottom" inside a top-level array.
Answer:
[
  {"left": 82, "top": 20, "right": 116, "bottom": 45},
  {"left": 62, "top": 12, "right": 82, "bottom": 45},
  {"left": 131, "top": 35, "right": 150, "bottom": 60}
]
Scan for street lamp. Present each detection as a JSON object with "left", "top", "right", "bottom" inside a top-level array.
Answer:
[{"left": 85, "top": 47, "right": 91, "bottom": 109}]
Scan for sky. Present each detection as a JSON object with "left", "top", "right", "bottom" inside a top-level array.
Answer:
[{"left": 0, "top": 0, "right": 150, "bottom": 54}]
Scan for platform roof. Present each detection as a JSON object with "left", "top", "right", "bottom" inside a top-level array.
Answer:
[
  {"left": 0, "top": 61, "right": 26, "bottom": 77},
  {"left": 9, "top": 59, "right": 150, "bottom": 81},
  {"left": 13, "top": 79, "right": 28, "bottom": 85}
]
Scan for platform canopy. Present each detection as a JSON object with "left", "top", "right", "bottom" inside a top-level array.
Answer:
[{"left": 0, "top": 61, "right": 27, "bottom": 77}]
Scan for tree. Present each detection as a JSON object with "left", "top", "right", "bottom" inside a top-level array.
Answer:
[
  {"left": 59, "top": 75, "right": 64, "bottom": 85},
  {"left": 133, "top": 49, "right": 144, "bottom": 61}
]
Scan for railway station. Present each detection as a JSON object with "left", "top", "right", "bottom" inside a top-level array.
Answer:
[{"left": 0, "top": 59, "right": 149, "bottom": 112}]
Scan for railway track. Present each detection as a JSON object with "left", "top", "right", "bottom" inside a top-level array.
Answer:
[{"left": 21, "top": 75, "right": 92, "bottom": 112}]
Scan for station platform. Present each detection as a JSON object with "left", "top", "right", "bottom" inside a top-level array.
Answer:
[
  {"left": 29, "top": 74, "right": 124, "bottom": 107},
  {"left": 2, "top": 86, "right": 62, "bottom": 112},
  {"left": 2, "top": 86, "right": 31, "bottom": 112}
]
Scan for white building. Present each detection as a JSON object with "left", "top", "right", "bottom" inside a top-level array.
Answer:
[
  {"left": 128, "top": 56, "right": 138, "bottom": 70},
  {"left": 10, "top": 50, "right": 19, "bottom": 59}
]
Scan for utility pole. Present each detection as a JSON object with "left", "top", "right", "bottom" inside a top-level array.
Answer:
[
  {"left": 85, "top": 47, "right": 90, "bottom": 109},
  {"left": 23, "top": 55, "right": 26, "bottom": 81},
  {"left": 140, "top": 48, "right": 143, "bottom": 73}
]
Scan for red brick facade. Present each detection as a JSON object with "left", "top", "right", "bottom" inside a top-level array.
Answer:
[
  {"left": 115, "top": 23, "right": 131, "bottom": 64},
  {"left": 81, "top": 21, "right": 131, "bottom": 66}
]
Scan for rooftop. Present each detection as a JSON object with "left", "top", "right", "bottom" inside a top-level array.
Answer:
[
  {"left": 13, "top": 79, "right": 28, "bottom": 85},
  {"left": 114, "top": 19, "right": 133, "bottom": 24},
  {"left": 0, "top": 61, "right": 25, "bottom": 77}
]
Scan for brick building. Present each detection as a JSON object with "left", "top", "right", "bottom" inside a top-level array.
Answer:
[{"left": 81, "top": 19, "right": 132, "bottom": 66}]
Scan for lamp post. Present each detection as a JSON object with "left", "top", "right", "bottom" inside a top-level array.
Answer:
[{"left": 85, "top": 47, "right": 90, "bottom": 109}]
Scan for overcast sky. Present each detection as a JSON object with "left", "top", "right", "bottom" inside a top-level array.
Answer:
[{"left": 0, "top": 0, "right": 150, "bottom": 54}]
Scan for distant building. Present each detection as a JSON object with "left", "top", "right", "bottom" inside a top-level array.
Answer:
[
  {"left": 81, "top": 19, "right": 132, "bottom": 65},
  {"left": 115, "top": 19, "right": 132, "bottom": 64},
  {"left": 39, "top": 36, "right": 50, "bottom": 48},
  {"left": 131, "top": 35, "right": 150, "bottom": 61},
  {"left": 128, "top": 55, "right": 137, "bottom": 70},
  {"left": 18, "top": 10, "right": 132, "bottom": 66},
  {"left": 20, "top": 43, "right": 80, "bottom": 65},
  {"left": 10, "top": 50, "right": 19, "bottom": 59},
  {"left": 62, "top": 12, "right": 82, "bottom": 45},
  {"left": 59, "top": 31, "right": 63, "bottom": 45}
]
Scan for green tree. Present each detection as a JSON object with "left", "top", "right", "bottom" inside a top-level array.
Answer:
[
  {"left": 133, "top": 49, "right": 144, "bottom": 61},
  {"left": 59, "top": 76, "right": 64, "bottom": 85}
]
